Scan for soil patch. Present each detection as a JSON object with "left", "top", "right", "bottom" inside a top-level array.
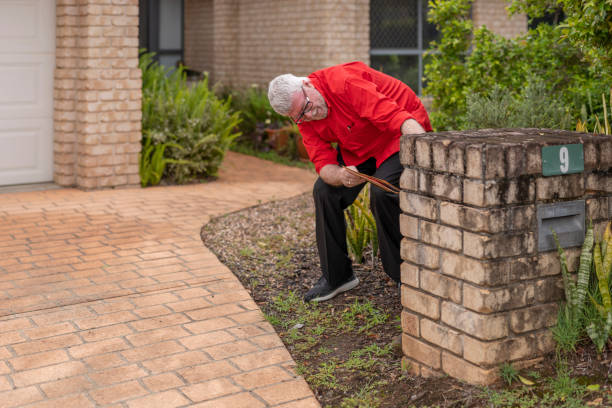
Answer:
[{"left": 201, "top": 192, "right": 612, "bottom": 407}]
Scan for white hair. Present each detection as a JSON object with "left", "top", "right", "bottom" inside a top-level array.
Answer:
[{"left": 268, "top": 74, "right": 308, "bottom": 115}]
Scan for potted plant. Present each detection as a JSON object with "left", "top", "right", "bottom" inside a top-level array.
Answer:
[
  {"left": 264, "top": 119, "right": 293, "bottom": 152},
  {"left": 287, "top": 123, "right": 309, "bottom": 161}
]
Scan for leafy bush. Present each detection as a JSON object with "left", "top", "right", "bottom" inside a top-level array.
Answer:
[
  {"left": 510, "top": 0, "right": 612, "bottom": 84},
  {"left": 465, "top": 79, "right": 571, "bottom": 129},
  {"left": 422, "top": 0, "right": 472, "bottom": 130},
  {"left": 553, "top": 222, "right": 612, "bottom": 353},
  {"left": 140, "top": 51, "right": 241, "bottom": 184},
  {"left": 227, "top": 85, "right": 287, "bottom": 136},
  {"left": 424, "top": 0, "right": 607, "bottom": 131},
  {"left": 139, "top": 137, "right": 190, "bottom": 187},
  {"left": 585, "top": 224, "right": 612, "bottom": 352},
  {"left": 222, "top": 85, "right": 289, "bottom": 151}
]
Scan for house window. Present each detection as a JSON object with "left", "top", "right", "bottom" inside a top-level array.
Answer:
[
  {"left": 528, "top": 8, "right": 564, "bottom": 29},
  {"left": 139, "top": 0, "right": 184, "bottom": 69},
  {"left": 370, "top": 0, "right": 438, "bottom": 94}
]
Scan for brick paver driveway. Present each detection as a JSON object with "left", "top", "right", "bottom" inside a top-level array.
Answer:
[{"left": 0, "top": 152, "right": 320, "bottom": 408}]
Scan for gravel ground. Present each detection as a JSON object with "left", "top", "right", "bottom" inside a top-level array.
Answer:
[
  {"left": 201, "top": 191, "right": 612, "bottom": 408},
  {"left": 200, "top": 192, "right": 486, "bottom": 407}
]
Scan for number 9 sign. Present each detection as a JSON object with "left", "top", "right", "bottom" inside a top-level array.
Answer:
[
  {"left": 542, "top": 144, "right": 583, "bottom": 176},
  {"left": 559, "top": 146, "right": 569, "bottom": 173}
]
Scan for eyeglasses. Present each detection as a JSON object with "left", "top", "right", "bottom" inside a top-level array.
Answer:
[{"left": 293, "top": 87, "right": 313, "bottom": 124}]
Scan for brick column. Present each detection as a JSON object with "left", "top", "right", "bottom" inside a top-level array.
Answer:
[
  {"left": 54, "top": 1, "right": 80, "bottom": 187},
  {"left": 399, "top": 129, "right": 612, "bottom": 385},
  {"left": 54, "top": 0, "right": 141, "bottom": 189}
]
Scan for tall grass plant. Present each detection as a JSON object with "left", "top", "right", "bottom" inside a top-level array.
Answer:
[
  {"left": 576, "top": 90, "right": 612, "bottom": 134},
  {"left": 345, "top": 185, "right": 379, "bottom": 267}
]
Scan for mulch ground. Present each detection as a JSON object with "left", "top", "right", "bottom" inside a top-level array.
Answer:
[{"left": 201, "top": 192, "right": 612, "bottom": 408}]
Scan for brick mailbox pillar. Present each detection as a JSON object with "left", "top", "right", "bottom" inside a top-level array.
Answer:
[{"left": 399, "top": 128, "right": 612, "bottom": 385}]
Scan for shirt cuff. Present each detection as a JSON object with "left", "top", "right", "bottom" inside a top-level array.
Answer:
[
  {"left": 389, "top": 111, "right": 414, "bottom": 134},
  {"left": 313, "top": 156, "right": 338, "bottom": 174}
]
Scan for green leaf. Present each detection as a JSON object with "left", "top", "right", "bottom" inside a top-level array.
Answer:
[
  {"left": 575, "top": 223, "right": 595, "bottom": 316},
  {"left": 593, "top": 238, "right": 612, "bottom": 318}
]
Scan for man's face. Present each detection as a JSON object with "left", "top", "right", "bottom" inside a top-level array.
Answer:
[{"left": 288, "top": 83, "right": 327, "bottom": 123}]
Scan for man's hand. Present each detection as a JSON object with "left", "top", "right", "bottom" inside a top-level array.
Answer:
[
  {"left": 320, "top": 164, "right": 366, "bottom": 188},
  {"left": 401, "top": 118, "right": 426, "bottom": 135}
]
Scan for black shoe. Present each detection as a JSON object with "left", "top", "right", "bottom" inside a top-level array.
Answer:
[{"left": 304, "top": 275, "right": 359, "bottom": 302}]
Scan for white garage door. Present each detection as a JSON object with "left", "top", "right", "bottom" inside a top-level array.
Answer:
[{"left": 0, "top": 0, "right": 55, "bottom": 186}]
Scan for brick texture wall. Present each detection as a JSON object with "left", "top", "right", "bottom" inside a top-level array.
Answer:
[
  {"left": 184, "top": 0, "right": 214, "bottom": 76},
  {"left": 54, "top": 0, "right": 141, "bottom": 189},
  {"left": 473, "top": 0, "right": 526, "bottom": 38},
  {"left": 183, "top": 0, "right": 524, "bottom": 88},
  {"left": 184, "top": 0, "right": 369, "bottom": 87},
  {"left": 399, "top": 129, "right": 612, "bottom": 384}
]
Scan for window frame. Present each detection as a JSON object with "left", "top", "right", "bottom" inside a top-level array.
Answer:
[
  {"left": 369, "top": 0, "right": 433, "bottom": 95},
  {"left": 139, "top": 0, "right": 184, "bottom": 68}
]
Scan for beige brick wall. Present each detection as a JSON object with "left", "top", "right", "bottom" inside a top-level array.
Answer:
[
  {"left": 399, "top": 128, "right": 612, "bottom": 385},
  {"left": 211, "top": 0, "right": 239, "bottom": 85},
  {"left": 473, "top": 0, "right": 526, "bottom": 38},
  {"left": 54, "top": 0, "right": 141, "bottom": 189},
  {"left": 184, "top": 0, "right": 370, "bottom": 87},
  {"left": 184, "top": 0, "right": 524, "bottom": 88},
  {"left": 184, "top": 0, "right": 214, "bottom": 75}
]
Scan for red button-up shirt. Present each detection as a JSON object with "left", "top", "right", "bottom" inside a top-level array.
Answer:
[{"left": 298, "top": 61, "right": 432, "bottom": 173}]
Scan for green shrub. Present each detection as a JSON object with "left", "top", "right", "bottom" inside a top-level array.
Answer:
[
  {"left": 553, "top": 222, "right": 612, "bottom": 353},
  {"left": 585, "top": 223, "right": 612, "bottom": 352},
  {"left": 423, "top": 0, "right": 472, "bottom": 130},
  {"left": 464, "top": 85, "right": 513, "bottom": 129},
  {"left": 510, "top": 78, "right": 572, "bottom": 129},
  {"left": 222, "top": 85, "right": 289, "bottom": 151},
  {"left": 139, "top": 137, "right": 191, "bottom": 187},
  {"left": 464, "top": 79, "right": 571, "bottom": 129},
  {"left": 424, "top": 0, "right": 606, "bottom": 131},
  {"left": 552, "top": 224, "right": 593, "bottom": 351},
  {"left": 228, "top": 85, "right": 287, "bottom": 136},
  {"left": 140, "top": 51, "right": 241, "bottom": 184},
  {"left": 510, "top": 0, "right": 612, "bottom": 85}
]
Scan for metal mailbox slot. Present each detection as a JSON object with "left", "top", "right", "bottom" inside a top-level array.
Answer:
[{"left": 537, "top": 200, "right": 585, "bottom": 252}]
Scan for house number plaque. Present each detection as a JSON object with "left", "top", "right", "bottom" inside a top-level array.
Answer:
[{"left": 542, "top": 144, "right": 584, "bottom": 176}]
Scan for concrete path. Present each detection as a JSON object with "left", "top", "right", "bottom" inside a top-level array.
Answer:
[{"left": 0, "top": 152, "right": 320, "bottom": 408}]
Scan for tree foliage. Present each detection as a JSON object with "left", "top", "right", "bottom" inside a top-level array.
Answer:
[
  {"left": 424, "top": 0, "right": 608, "bottom": 130},
  {"left": 511, "top": 0, "right": 612, "bottom": 83},
  {"left": 422, "top": 0, "right": 472, "bottom": 130}
]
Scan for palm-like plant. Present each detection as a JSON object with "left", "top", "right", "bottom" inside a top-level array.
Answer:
[{"left": 345, "top": 186, "right": 379, "bottom": 267}]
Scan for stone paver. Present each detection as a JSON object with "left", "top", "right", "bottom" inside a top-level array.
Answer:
[{"left": 0, "top": 152, "right": 320, "bottom": 407}]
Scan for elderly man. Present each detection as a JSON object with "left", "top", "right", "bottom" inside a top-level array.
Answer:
[{"left": 268, "top": 61, "right": 432, "bottom": 302}]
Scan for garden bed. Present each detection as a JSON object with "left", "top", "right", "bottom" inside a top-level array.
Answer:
[{"left": 201, "top": 192, "right": 612, "bottom": 407}]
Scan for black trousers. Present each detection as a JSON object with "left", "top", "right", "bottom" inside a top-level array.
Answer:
[{"left": 313, "top": 152, "right": 403, "bottom": 286}]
